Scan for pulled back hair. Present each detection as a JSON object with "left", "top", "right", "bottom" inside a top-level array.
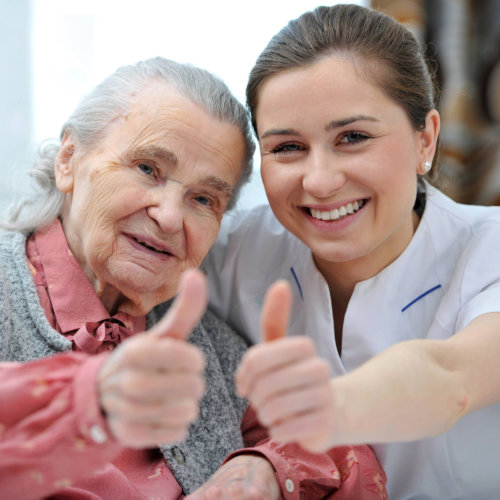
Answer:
[
  {"left": 2, "top": 57, "right": 255, "bottom": 234},
  {"left": 246, "top": 3, "right": 440, "bottom": 179}
]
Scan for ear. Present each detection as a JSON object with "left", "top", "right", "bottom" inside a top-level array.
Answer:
[
  {"left": 55, "top": 131, "right": 77, "bottom": 193},
  {"left": 416, "top": 109, "right": 440, "bottom": 175}
]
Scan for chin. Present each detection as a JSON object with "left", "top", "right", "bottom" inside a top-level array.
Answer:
[
  {"left": 313, "top": 246, "right": 364, "bottom": 265},
  {"left": 111, "top": 277, "right": 176, "bottom": 312},
  {"left": 119, "top": 288, "right": 175, "bottom": 316}
]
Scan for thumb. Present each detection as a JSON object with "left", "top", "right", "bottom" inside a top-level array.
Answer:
[
  {"left": 149, "top": 268, "right": 208, "bottom": 340},
  {"left": 261, "top": 280, "right": 292, "bottom": 342}
]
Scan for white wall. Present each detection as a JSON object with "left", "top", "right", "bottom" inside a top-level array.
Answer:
[
  {"left": 1, "top": 0, "right": 367, "bottom": 213},
  {"left": 0, "top": 0, "right": 32, "bottom": 213}
]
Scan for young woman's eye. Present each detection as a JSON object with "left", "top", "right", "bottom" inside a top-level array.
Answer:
[
  {"left": 271, "top": 143, "right": 305, "bottom": 155},
  {"left": 138, "top": 163, "right": 154, "bottom": 176},
  {"left": 339, "top": 131, "right": 370, "bottom": 144}
]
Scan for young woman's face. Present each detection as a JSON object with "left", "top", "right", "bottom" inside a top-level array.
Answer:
[{"left": 256, "top": 56, "right": 437, "bottom": 279}]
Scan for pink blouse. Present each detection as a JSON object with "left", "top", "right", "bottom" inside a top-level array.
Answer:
[{"left": 0, "top": 220, "right": 387, "bottom": 499}]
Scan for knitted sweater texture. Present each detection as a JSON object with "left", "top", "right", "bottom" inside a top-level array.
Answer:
[{"left": 0, "top": 230, "right": 249, "bottom": 494}]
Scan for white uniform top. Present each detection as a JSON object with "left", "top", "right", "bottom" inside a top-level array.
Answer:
[{"left": 203, "top": 184, "right": 500, "bottom": 500}]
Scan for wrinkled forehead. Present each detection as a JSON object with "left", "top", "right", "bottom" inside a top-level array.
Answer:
[
  {"left": 94, "top": 83, "right": 205, "bottom": 151},
  {"left": 103, "top": 85, "right": 243, "bottom": 176}
]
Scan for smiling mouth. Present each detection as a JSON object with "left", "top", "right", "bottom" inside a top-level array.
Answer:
[
  {"left": 131, "top": 236, "right": 172, "bottom": 256},
  {"left": 309, "top": 199, "right": 366, "bottom": 221}
]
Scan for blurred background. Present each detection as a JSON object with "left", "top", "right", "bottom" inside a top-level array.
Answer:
[
  {"left": 0, "top": 0, "right": 499, "bottom": 214},
  {"left": 373, "top": 0, "right": 500, "bottom": 205}
]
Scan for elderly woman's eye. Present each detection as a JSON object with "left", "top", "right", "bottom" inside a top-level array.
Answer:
[
  {"left": 194, "top": 195, "right": 213, "bottom": 207},
  {"left": 138, "top": 163, "right": 154, "bottom": 175}
]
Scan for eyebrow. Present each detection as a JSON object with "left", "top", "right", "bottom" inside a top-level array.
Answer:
[
  {"left": 125, "top": 145, "right": 233, "bottom": 198},
  {"left": 260, "top": 128, "right": 298, "bottom": 140},
  {"left": 325, "top": 115, "right": 379, "bottom": 131},
  {"left": 260, "top": 115, "right": 379, "bottom": 139},
  {"left": 127, "top": 145, "right": 178, "bottom": 165},
  {"left": 200, "top": 176, "right": 234, "bottom": 199}
]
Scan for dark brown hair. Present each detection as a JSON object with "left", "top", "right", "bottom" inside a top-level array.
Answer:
[{"left": 246, "top": 3, "right": 440, "bottom": 177}]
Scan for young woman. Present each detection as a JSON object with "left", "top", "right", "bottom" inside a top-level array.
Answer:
[{"left": 204, "top": 4, "right": 500, "bottom": 499}]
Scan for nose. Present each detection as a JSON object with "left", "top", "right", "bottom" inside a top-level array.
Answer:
[
  {"left": 147, "top": 184, "right": 184, "bottom": 234},
  {"left": 302, "top": 151, "right": 346, "bottom": 198}
]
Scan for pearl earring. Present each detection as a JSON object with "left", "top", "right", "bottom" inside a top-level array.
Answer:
[{"left": 422, "top": 161, "right": 431, "bottom": 173}]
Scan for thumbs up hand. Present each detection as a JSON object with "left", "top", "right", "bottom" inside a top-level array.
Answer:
[
  {"left": 236, "top": 280, "right": 335, "bottom": 453},
  {"left": 98, "top": 269, "right": 207, "bottom": 448}
]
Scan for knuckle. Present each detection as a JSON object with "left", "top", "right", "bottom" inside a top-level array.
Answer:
[
  {"left": 195, "top": 376, "right": 206, "bottom": 398},
  {"left": 120, "top": 372, "right": 143, "bottom": 397},
  {"left": 226, "top": 483, "right": 243, "bottom": 496},
  {"left": 103, "top": 394, "right": 126, "bottom": 416},
  {"left": 317, "top": 361, "right": 331, "bottom": 380},
  {"left": 259, "top": 402, "right": 277, "bottom": 427},
  {"left": 252, "top": 377, "right": 269, "bottom": 403},
  {"left": 167, "top": 399, "right": 199, "bottom": 424},
  {"left": 168, "top": 426, "right": 188, "bottom": 443},
  {"left": 241, "top": 354, "right": 258, "bottom": 375},
  {"left": 298, "top": 337, "right": 317, "bottom": 356},
  {"left": 185, "top": 400, "right": 200, "bottom": 421}
]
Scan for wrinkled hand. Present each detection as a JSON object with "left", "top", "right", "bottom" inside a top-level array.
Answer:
[
  {"left": 98, "top": 269, "right": 207, "bottom": 448},
  {"left": 236, "top": 280, "right": 335, "bottom": 453},
  {"left": 186, "top": 454, "right": 279, "bottom": 500}
]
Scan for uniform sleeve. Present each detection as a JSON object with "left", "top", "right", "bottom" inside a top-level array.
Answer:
[
  {"left": 0, "top": 351, "right": 123, "bottom": 500},
  {"left": 453, "top": 221, "right": 500, "bottom": 331},
  {"left": 227, "top": 406, "right": 387, "bottom": 500}
]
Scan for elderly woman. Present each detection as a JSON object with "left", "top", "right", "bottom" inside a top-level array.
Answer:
[
  {"left": 0, "top": 57, "right": 387, "bottom": 500},
  {"left": 0, "top": 57, "right": 256, "bottom": 499}
]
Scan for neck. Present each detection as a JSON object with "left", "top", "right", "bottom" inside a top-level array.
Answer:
[
  {"left": 96, "top": 282, "right": 124, "bottom": 315},
  {"left": 314, "top": 210, "right": 422, "bottom": 353},
  {"left": 315, "top": 210, "right": 421, "bottom": 303},
  {"left": 98, "top": 284, "right": 156, "bottom": 317},
  {"left": 314, "top": 255, "right": 374, "bottom": 307}
]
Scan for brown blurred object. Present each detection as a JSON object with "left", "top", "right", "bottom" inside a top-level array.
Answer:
[{"left": 371, "top": 0, "right": 500, "bottom": 206}]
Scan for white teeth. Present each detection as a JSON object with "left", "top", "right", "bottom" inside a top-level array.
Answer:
[{"left": 309, "top": 200, "right": 364, "bottom": 221}]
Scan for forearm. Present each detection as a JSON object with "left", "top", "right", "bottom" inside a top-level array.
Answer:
[
  {"left": 0, "top": 352, "right": 122, "bottom": 499},
  {"left": 331, "top": 338, "right": 469, "bottom": 445}
]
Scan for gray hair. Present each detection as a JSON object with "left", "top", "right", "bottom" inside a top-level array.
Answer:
[{"left": 2, "top": 57, "right": 255, "bottom": 234}]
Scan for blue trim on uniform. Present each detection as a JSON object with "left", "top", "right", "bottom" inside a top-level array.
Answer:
[
  {"left": 290, "top": 267, "right": 304, "bottom": 300},
  {"left": 401, "top": 284, "right": 441, "bottom": 312}
]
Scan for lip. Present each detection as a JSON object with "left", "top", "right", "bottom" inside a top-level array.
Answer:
[{"left": 123, "top": 233, "right": 176, "bottom": 260}]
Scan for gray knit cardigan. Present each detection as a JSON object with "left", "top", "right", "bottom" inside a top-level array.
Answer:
[{"left": 0, "top": 230, "right": 249, "bottom": 495}]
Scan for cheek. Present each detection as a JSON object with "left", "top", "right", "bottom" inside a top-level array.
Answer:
[
  {"left": 153, "top": 279, "right": 180, "bottom": 305},
  {"left": 79, "top": 177, "right": 126, "bottom": 263},
  {"left": 261, "top": 162, "right": 292, "bottom": 202},
  {"left": 185, "top": 217, "right": 221, "bottom": 265},
  {"left": 384, "top": 135, "right": 420, "bottom": 174},
  {"left": 261, "top": 161, "right": 278, "bottom": 190}
]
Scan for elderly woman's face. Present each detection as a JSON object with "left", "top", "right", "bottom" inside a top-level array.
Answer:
[{"left": 55, "top": 82, "right": 245, "bottom": 315}]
